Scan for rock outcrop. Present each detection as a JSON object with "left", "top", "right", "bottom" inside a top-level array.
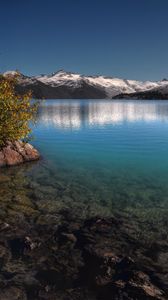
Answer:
[{"left": 0, "top": 141, "right": 40, "bottom": 167}]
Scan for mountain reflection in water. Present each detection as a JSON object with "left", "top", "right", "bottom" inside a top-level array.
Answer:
[{"left": 36, "top": 99, "right": 168, "bottom": 129}]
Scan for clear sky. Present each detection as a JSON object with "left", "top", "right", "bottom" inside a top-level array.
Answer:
[{"left": 0, "top": 0, "right": 168, "bottom": 80}]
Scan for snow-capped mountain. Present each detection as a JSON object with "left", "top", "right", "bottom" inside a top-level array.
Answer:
[
  {"left": 113, "top": 83, "right": 168, "bottom": 99},
  {"left": 2, "top": 70, "right": 168, "bottom": 99}
]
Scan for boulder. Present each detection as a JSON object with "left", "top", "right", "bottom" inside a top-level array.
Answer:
[{"left": 0, "top": 141, "right": 40, "bottom": 167}]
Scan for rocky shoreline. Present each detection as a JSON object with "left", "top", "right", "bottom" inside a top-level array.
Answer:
[
  {"left": 0, "top": 211, "right": 167, "bottom": 300},
  {"left": 0, "top": 141, "right": 40, "bottom": 167},
  {"left": 0, "top": 158, "right": 168, "bottom": 299}
]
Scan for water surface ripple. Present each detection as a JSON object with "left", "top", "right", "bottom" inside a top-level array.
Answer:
[{"left": 1, "top": 99, "right": 168, "bottom": 237}]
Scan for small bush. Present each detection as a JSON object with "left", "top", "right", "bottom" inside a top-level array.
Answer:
[{"left": 0, "top": 75, "right": 37, "bottom": 148}]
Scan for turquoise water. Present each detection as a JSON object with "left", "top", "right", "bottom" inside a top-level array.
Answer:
[
  {"left": 30, "top": 100, "right": 168, "bottom": 222},
  {"left": 1, "top": 99, "right": 168, "bottom": 231},
  {"left": 1, "top": 99, "right": 168, "bottom": 295},
  {"left": 34, "top": 99, "right": 168, "bottom": 171}
]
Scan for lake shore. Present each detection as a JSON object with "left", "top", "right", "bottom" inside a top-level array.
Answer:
[
  {"left": 0, "top": 208, "right": 167, "bottom": 299},
  {"left": 0, "top": 161, "right": 167, "bottom": 299}
]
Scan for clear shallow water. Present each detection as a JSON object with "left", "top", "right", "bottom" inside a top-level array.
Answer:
[{"left": 1, "top": 99, "right": 168, "bottom": 231}]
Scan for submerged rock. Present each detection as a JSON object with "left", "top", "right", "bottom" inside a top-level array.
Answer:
[
  {"left": 0, "top": 163, "right": 167, "bottom": 299},
  {"left": 0, "top": 212, "right": 166, "bottom": 300},
  {"left": 0, "top": 286, "right": 27, "bottom": 300},
  {"left": 0, "top": 141, "right": 40, "bottom": 167}
]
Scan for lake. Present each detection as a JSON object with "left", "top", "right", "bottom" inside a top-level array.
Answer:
[
  {"left": 2, "top": 99, "right": 168, "bottom": 222},
  {"left": 1, "top": 99, "right": 168, "bottom": 297},
  {"left": 32, "top": 99, "right": 168, "bottom": 221}
]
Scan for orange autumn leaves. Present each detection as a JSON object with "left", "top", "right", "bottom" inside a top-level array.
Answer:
[{"left": 0, "top": 75, "right": 38, "bottom": 148}]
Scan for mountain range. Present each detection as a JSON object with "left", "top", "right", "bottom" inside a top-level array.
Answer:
[{"left": 2, "top": 70, "right": 168, "bottom": 99}]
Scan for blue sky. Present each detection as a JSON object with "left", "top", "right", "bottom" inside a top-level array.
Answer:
[{"left": 0, "top": 0, "right": 168, "bottom": 80}]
